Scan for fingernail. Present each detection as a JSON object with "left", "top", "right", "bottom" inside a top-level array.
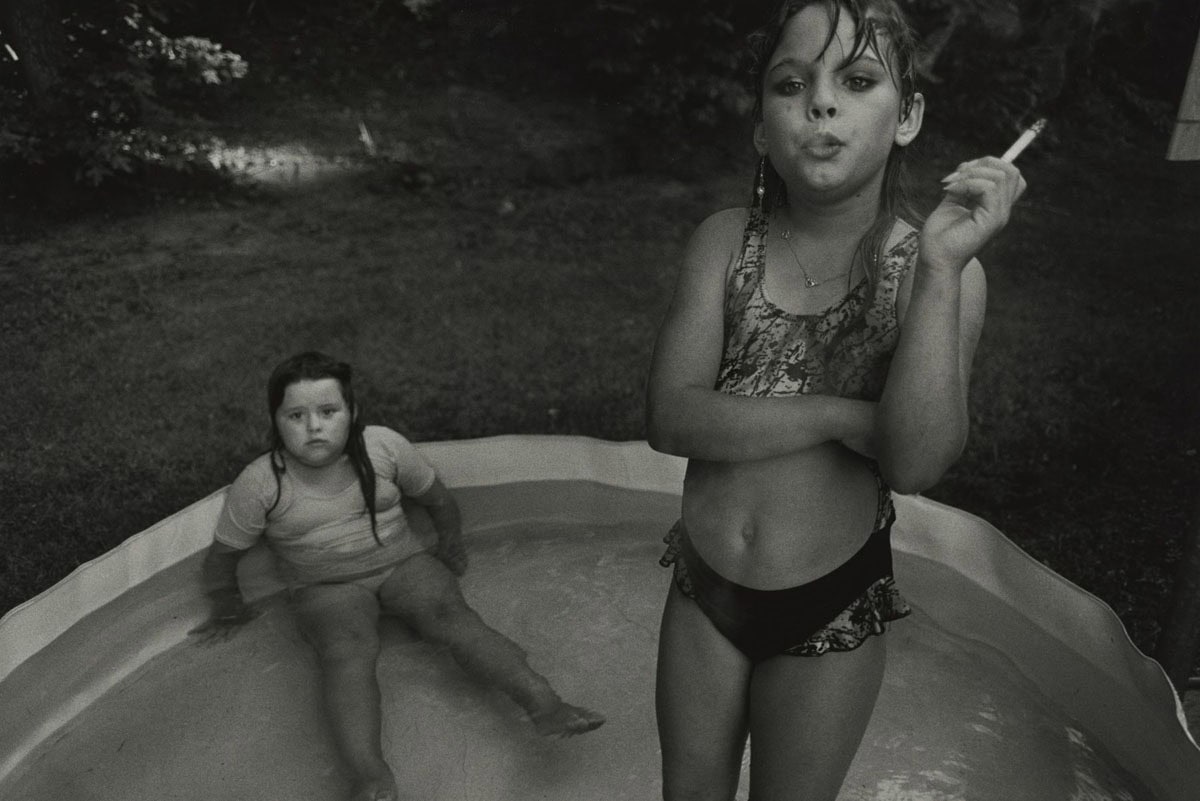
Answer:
[{"left": 940, "top": 172, "right": 960, "bottom": 184}]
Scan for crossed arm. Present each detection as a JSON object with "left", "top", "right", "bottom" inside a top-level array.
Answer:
[
  {"left": 646, "top": 157, "right": 1015, "bottom": 495},
  {"left": 645, "top": 208, "right": 877, "bottom": 463}
]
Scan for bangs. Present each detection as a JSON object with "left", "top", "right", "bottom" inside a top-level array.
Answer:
[
  {"left": 811, "top": 2, "right": 905, "bottom": 94},
  {"left": 752, "top": 0, "right": 918, "bottom": 119}
]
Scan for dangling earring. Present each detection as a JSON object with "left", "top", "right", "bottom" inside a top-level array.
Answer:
[{"left": 752, "top": 156, "right": 767, "bottom": 209}]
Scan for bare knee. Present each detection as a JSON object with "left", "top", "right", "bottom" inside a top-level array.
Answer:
[{"left": 408, "top": 595, "right": 479, "bottom": 642}]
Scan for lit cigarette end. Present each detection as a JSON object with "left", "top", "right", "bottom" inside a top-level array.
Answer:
[{"left": 1001, "top": 118, "right": 1046, "bottom": 163}]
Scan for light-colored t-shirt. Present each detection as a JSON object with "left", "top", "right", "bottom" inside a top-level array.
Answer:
[{"left": 214, "top": 425, "right": 437, "bottom": 583}]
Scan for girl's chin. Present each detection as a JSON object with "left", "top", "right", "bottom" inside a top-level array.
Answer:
[
  {"left": 789, "top": 170, "right": 874, "bottom": 204},
  {"left": 285, "top": 448, "right": 342, "bottom": 468}
]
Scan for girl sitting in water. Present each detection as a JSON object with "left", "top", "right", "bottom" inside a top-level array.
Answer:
[{"left": 195, "top": 351, "right": 604, "bottom": 801}]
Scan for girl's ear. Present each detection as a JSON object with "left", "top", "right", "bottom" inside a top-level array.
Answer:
[
  {"left": 895, "top": 92, "right": 925, "bottom": 147},
  {"left": 753, "top": 121, "right": 769, "bottom": 156}
]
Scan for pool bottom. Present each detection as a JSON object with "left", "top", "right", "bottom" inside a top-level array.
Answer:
[{"left": 1, "top": 520, "right": 1157, "bottom": 801}]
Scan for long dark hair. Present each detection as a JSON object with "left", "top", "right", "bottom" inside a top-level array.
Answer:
[
  {"left": 747, "top": 0, "right": 922, "bottom": 286},
  {"left": 264, "top": 351, "right": 381, "bottom": 545}
]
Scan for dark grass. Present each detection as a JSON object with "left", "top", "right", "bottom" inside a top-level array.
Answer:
[
  {"left": 928, "top": 145, "right": 1200, "bottom": 650},
  {"left": 3, "top": 22, "right": 1200, "bottom": 672}
]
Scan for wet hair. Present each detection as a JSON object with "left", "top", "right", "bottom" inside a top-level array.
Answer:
[
  {"left": 264, "top": 351, "right": 381, "bottom": 544},
  {"left": 747, "top": 0, "right": 922, "bottom": 286}
]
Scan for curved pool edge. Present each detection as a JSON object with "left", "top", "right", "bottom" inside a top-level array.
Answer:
[
  {"left": 2, "top": 435, "right": 1197, "bottom": 798},
  {"left": 0, "top": 437, "right": 686, "bottom": 678},
  {"left": 891, "top": 493, "right": 1200, "bottom": 797}
]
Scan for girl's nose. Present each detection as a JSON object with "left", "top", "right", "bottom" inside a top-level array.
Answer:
[
  {"left": 809, "top": 104, "right": 837, "bottom": 120},
  {"left": 306, "top": 414, "right": 323, "bottom": 431},
  {"left": 808, "top": 78, "right": 837, "bottom": 120}
]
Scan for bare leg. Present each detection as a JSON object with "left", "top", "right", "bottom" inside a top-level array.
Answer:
[
  {"left": 293, "top": 583, "right": 398, "bottom": 801},
  {"left": 378, "top": 552, "right": 604, "bottom": 737},
  {"left": 747, "top": 634, "right": 886, "bottom": 801},
  {"left": 656, "top": 582, "right": 752, "bottom": 801}
]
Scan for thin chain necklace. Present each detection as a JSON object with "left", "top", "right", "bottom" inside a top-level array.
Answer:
[{"left": 779, "top": 227, "right": 855, "bottom": 289}]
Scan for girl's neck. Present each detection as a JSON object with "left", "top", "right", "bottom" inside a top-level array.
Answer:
[
  {"left": 775, "top": 186, "right": 882, "bottom": 244},
  {"left": 281, "top": 450, "right": 351, "bottom": 486}
]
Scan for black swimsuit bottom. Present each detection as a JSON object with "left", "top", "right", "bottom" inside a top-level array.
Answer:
[{"left": 676, "top": 518, "right": 898, "bottom": 663}]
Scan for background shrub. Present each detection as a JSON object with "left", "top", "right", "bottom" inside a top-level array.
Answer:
[{"left": 0, "top": 2, "right": 247, "bottom": 189}]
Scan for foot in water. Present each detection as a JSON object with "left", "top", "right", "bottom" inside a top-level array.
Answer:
[{"left": 530, "top": 701, "right": 606, "bottom": 738}]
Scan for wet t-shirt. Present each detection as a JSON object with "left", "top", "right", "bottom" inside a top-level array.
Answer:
[{"left": 214, "top": 425, "right": 437, "bottom": 583}]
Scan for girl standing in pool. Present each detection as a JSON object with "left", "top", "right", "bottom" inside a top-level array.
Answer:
[
  {"left": 196, "top": 351, "right": 603, "bottom": 801},
  {"left": 646, "top": 2, "right": 1025, "bottom": 799}
]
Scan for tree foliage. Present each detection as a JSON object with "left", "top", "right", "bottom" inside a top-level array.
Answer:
[
  {"left": 494, "top": 0, "right": 769, "bottom": 126},
  {"left": 0, "top": 2, "right": 246, "bottom": 189},
  {"left": 486, "top": 0, "right": 1183, "bottom": 143},
  {"left": 1, "top": 0, "right": 1191, "bottom": 194}
]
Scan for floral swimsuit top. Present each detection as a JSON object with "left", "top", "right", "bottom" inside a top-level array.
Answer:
[{"left": 715, "top": 207, "right": 920, "bottom": 403}]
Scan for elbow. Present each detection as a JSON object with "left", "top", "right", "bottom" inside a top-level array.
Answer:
[
  {"left": 876, "top": 440, "right": 964, "bottom": 496},
  {"left": 875, "top": 411, "right": 968, "bottom": 494},
  {"left": 645, "top": 415, "right": 683, "bottom": 456},
  {"left": 879, "top": 464, "right": 941, "bottom": 496},
  {"left": 877, "top": 452, "right": 946, "bottom": 495},
  {"left": 646, "top": 404, "right": 706, "bottom": 458},
  {"left": 644, "top": 394, "right": 683, "bottom": 455}
]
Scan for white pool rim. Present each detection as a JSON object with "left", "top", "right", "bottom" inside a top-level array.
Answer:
[{"left": 1, "top": 435, "right": 1197, "bottom": 798}]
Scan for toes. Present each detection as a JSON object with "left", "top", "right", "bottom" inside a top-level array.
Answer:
[
  {"left": 532, "top": 703, "right": 605, "bottom": 738},
  {"left": 568, "top": 708, "right": 605, "bottom": 736}
]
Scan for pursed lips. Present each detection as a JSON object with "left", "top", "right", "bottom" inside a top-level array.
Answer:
[{"left": 803, "top": 132, "right": 846, "bottom": 155}]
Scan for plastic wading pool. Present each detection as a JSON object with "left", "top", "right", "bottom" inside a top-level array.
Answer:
[{"left": 1, "top": 436, "right": 1198, "bottom": 800}]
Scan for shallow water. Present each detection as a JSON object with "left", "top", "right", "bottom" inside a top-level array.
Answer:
[{"left": 1, "top": 521, "right": 1157, "bottom": 801}]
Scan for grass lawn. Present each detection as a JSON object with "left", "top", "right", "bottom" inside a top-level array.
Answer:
[{"left": 3, "top": 23, "right": 1199, "bottom": 676}]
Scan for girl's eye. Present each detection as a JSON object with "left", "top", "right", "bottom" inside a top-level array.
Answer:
[
  {"left": 846, "top": 75, "right": 877, "bottom": 92},
  {"left": 288, "top": 412, "right": 303, "bottom": 421},
  {"left": 775, "top": 78, "right": 806, "bottom": 96}
]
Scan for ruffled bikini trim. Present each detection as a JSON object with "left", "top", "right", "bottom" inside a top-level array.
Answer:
[{"left": 659, "top": 521, "right": 912, "bottom": 657}]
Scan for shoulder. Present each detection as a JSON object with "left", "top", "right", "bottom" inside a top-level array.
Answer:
[
  {"left": 697, "top": 206, "right": 750, "bottom": 235},
  {"left": 686, "top": 207, "right": 750, "bottom": 258},
  {"left": 365, "top": 425, "right": 437, "bottom": 492},
  {"left": 363, "top": 425, "right": 417, "bottom": 455},
  {"left": 364, "top": 425, "right": 430, "bottom": 464},
  {"left": 228, "top": 452, "right": 277, "bottom": 497},
  {"left": 218, "top": 452, "right": 280, "bottom": 533},
  {"left": 676, "top": 206, "right": 753, "bottom": 292},
  {"left": 364, "top": 424, "right": 408, "bottom": 445}
]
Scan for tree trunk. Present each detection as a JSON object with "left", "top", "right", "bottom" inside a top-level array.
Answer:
[{"left": 0, "top": 0, "right": 68, "bottom": 110}]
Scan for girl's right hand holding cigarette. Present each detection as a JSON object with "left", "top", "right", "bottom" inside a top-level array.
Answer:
[{"left": 921, "top": 156, "right": 1026, "bottom": 274}]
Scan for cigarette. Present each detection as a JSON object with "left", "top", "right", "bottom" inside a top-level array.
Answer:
[{"left": 1000, "top": 118, "right": 1046, "bottom": 163}]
